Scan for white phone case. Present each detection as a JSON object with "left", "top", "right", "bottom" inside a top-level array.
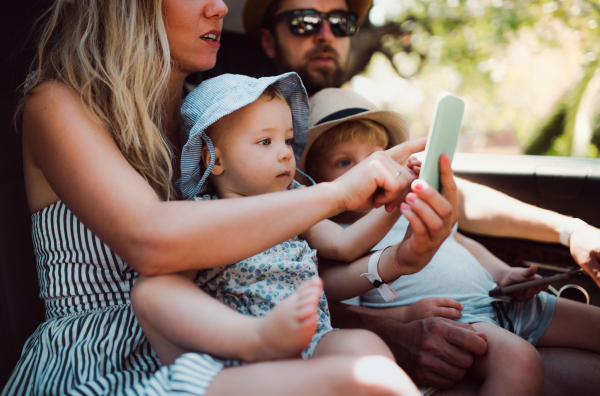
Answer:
[{"left": 419, "top": 92, "right": 465, "bottom": 190}]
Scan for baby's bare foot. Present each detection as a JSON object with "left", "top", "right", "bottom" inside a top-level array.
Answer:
[{"left": 247, "top": 277, "right": 322, "bottom": 362}]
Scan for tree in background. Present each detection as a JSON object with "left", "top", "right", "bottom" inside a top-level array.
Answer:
[{"left": 349, "top": 0, "right": 600, "bottom": 156}]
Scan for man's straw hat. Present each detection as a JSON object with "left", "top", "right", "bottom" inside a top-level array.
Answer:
[
  {"left": 243, "top": 0, "right": 373, "bottom": 44},
  {"left": 296, "top": 88, "right": 410, "bottom": 185}
]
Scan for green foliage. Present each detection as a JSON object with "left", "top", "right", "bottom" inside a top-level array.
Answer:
[
  {"left": 525, "top": 101, "right": 566, "bottom": 155},
  {"left": 370, "top": 0, "right": 600, "bottom": 155}
]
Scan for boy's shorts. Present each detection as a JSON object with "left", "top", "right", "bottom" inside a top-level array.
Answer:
[{"left": 458, "top": 291, "right": 556, "bottom": 345}]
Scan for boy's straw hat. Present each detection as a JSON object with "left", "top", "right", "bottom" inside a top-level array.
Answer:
[
  {"left": 242, "top": 0, "right": 373, "bottom": 44},
  {"left": 296, "top": 88, "right": 410, "bottom": 185}
]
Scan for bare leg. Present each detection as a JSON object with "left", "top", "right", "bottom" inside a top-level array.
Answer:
[
  {"left": 536, "top": 297, "right": 600, "bottom": 352},
  {"left": 132, "top": 274, "right": 322, "bottom": 364},
  {"left": 310, "top": 329, "right": 419, "bottom": 395},
  {"left": 425, "top": 346, "right": 600, "bottom": 396},
  {"left": 208, "top": 355, "right": 421, "bottom": 396},
  {"left": 469, "top": 322, "right": 544, "bottom": 396}
]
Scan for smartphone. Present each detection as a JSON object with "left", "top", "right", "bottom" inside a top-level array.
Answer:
[
  {"left": 488, "top": 269, "right": 586, "bottom": 297},
  {"left": 419, "top": 92, "right": 465, "bottom": 191}
]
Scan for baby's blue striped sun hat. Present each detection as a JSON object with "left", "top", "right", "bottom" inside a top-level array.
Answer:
[{"left": 177, "top": 72, "right": 310, "bottom": 200}]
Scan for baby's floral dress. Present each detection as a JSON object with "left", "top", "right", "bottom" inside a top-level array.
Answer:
[{"left": 194, "top": 181, "right": 334, "bottom": 358}]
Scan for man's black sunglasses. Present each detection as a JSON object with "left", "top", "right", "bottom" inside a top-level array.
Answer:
[{"left": 267, "top": 9, "right": 359, "bottom": 37}]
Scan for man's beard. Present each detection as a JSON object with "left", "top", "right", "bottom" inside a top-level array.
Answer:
[{"left": 276, "top": 42, "right": 345, "bottom": 96}]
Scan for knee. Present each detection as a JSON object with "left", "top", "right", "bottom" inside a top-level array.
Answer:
[
  {"left": 328, "top": 356, "right": 420, "bottom": 396},
  {"left": 339, "top": 329, "right": 394, "bottom": 359},
  {"left": 502, "top": 340, "right": 544, "bottom": 386}
]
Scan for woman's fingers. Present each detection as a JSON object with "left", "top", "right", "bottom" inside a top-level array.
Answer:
[
  {"left": 412, "top": 180, "right": 454, "bottom": 226},
  {"left": 404, "top": 192, "right": 445, "bottom": 237},
  {"left": 371, "top": 157, "right": 416, "bottom": 210},
  {"left": 386, "top": 137, "right": 427, "bottom": 163},
  {"left": 400, "top": 204, "right": 427, "bottom": 238}
]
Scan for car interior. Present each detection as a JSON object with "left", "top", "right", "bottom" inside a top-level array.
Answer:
[{"left": 1, "top": 0, "right": 599, "bottom": 390}]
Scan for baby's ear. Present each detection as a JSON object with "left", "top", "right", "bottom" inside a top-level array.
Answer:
[{"left": 201, "top": 145, "right": 224, "bottom": 175}]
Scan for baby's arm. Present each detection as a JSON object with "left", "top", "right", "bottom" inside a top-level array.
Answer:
[
  {"left": 454, "top": 232, "right": 548, "bottom": 301},
  {"left": 301, "top": 162, "right": 419, "bottom": 262}
]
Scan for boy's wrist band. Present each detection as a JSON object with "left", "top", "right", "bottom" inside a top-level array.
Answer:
[
  {"left": 360, "top": 248, "right": 399, "bottom": 302},
  {"left": 559, "top": 218, "right": 587, "bottom": 247}
]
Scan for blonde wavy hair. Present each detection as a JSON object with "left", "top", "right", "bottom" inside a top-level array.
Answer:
[{"left": 20, "top": 0, "right": 175, "bottom": 201}]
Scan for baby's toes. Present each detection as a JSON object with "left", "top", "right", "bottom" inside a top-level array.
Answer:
[{"left": 296, "top": 304, "right": 319, "bottom": 326}]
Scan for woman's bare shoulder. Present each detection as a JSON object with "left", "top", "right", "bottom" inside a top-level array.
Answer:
[
  {"left": 22, "top": 80, "right": 119, "bottom": 213},
  {"left": 24, "top": 80, "right": 91, "bottom": 127}
]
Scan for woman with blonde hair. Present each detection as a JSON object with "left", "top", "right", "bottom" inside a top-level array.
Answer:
[{"left": 2, "top": 0, "right": 458, "bottom": 395}]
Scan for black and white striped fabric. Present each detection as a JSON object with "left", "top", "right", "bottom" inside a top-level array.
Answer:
[
  {"left": 177, "top": 72, "right": 310, "bottom": 200},
  {"left": 2, "top": 201, "right": 226, "bottom": 395}
]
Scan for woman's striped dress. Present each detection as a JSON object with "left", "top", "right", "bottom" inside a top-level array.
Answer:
[{"left": 2, "top": 201, "right": 225, "bottom": 395}]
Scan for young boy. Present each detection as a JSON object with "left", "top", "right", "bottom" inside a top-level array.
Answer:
[
  {"left": 132, "top": 73, "right": 456, "bottom": 396},
  {"left": 299, "top": 88, "right": 600, "bottom": 396}
]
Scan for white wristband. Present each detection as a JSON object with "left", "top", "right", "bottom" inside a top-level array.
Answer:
[
  {"left": 559, "top": 218, "right": 587, "bottom": 247},
  {"left": 360, "top": 248, "right": 399, "bottom": 302}
]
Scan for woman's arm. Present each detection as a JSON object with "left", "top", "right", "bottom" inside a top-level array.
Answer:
[{"left": 24, "top": 82, "right": 419, "bottom": 276}]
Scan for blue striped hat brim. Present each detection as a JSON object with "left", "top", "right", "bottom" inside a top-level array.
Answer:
[{"left": 177, "top": 72, "right": 310, "bottom": 200}]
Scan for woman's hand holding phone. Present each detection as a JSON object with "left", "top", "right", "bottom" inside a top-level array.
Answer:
[{"left": 394, "top": 154, "right": 459, "bottom": 276}]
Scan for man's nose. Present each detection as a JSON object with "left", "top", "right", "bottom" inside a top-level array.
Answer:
[{"left": 314, "top": 19, "right": 335, "bottom": 43}]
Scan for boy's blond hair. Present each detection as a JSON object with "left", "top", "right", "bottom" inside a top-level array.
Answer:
[
  {"left": 205, "top": 85, "right": 286, "bottom": 147},
  {"left": 306, "top": 119, "right": 389, "bottom": 174}
]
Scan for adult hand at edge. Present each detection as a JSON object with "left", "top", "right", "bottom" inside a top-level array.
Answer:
[
  {"left": 569, "top": 225, "right": 600, "bottom": 288},
  {"left": 388, "top": 317, "right": 488, "bottom": 389},
  {"left": 329, "top": 137, "right": 427, "bottom": 213}
]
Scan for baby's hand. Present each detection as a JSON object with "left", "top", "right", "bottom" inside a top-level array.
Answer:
[
  {"left": 498, "top": 265, "right": 547, "bottom": 302},
  {"left": 405, "top": 297, "right": 463, "bottom": 322},
  {"left": 405, "top": 156, "right": 422, "bottom": 177}
]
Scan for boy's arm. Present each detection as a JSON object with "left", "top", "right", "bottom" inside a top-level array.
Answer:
[
  {"left": 300, "top": 206, "right": 403, "bottom": 262},
  {"left": 453, "top": 232, "right": 547, "bottom": 301}
]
